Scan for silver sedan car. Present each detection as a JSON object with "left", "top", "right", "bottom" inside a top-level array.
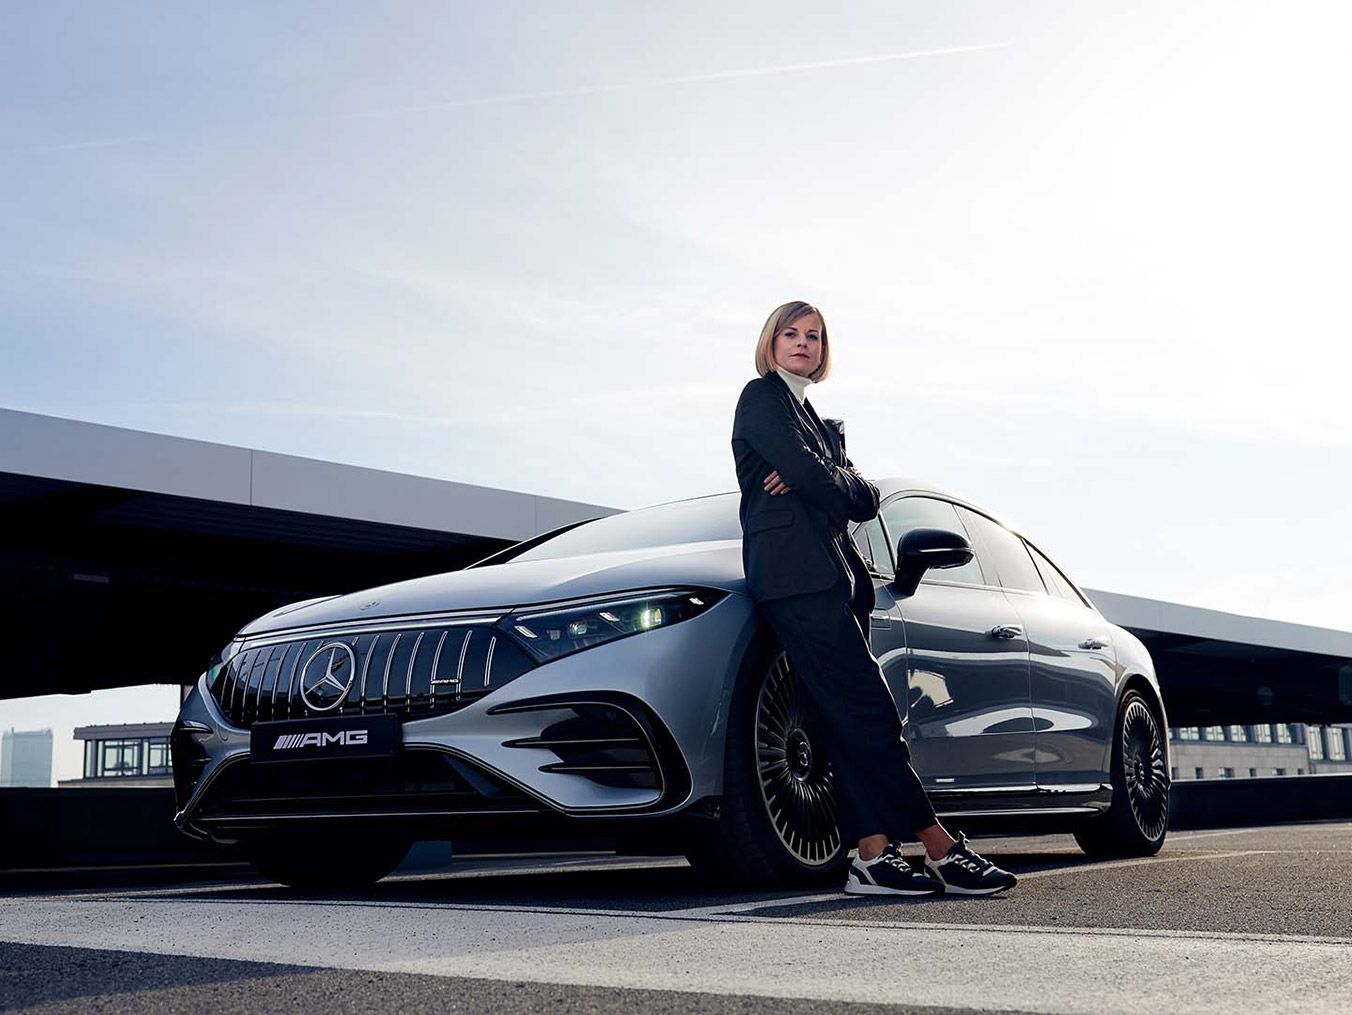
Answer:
[{"left": 172, "top": 479, "right": 1170, "bottom": 889}]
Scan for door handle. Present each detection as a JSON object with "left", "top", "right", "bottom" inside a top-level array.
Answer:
[
  {"left": 870, "top": 610, "right": 892, "bottom": 628},
  {"left": 1079, "top": 636, "right": 1111, "bottom": 651},
  {"left": 988, "top": 624, "right": 1023, "bottom": 640}
]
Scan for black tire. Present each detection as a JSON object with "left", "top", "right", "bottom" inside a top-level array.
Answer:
[
  {"left": 244, "top": 828, "right": 411, "bottom": 891},
  {"left": 685, "top": 643, "right": 849, "bottom": 887},
  {"left": 1074, "top": 689, "right": 1170, "bottom": 858}
]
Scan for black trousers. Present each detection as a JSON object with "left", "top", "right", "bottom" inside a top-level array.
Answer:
[{"left": 758, "top": 569, "right": 938, "bottom": 844}]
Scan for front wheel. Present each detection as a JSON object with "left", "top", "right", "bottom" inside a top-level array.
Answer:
[
  {"left": 685, "top": 646, "right": 849, "bottom": 887},
  {"left": 1074, "top": 690, "right": 1170, "bottom": 858}
]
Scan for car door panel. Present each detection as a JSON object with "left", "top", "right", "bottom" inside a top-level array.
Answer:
[
  {"left": 1007, "top": 591, "right": 1121, "bottom": 790},
  {"left": 895, "top": 581, "right": 1036, "bottom": 791}
]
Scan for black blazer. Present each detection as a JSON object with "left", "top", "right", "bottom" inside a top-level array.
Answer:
[{"left": 731, "top": 370, "right": 881, "bottom": 606}]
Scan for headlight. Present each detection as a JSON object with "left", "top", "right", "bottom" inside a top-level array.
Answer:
[{"left": 499, "top": 588, "right": 724, "bottom": 662}]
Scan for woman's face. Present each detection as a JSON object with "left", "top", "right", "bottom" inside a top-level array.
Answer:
[{"left": 772, "top": 312, "right": 823, "bottom": 378}]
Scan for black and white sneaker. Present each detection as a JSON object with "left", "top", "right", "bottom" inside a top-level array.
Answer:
[
  {"left": 844, "top": 843, "right": 944, "bottom": 896},
  {"left": 924, "top": 833, "right": 1017, "bottom": 895}
]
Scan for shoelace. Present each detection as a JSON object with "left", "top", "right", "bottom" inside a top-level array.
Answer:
[
  {"left": 859, "top": 850, "right": 913, "bottom": 873},
  {"left": 948, "top": 854, "right": 991, "bottom": 874},
  {"left": 941, "top": 835, "right": 995, "bottom": 876},
  {"left": 880, "top": 852, "right": 913, "bottom": 872}
]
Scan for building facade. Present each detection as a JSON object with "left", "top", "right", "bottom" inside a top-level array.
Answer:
[
  {"left": 1168, "top": 723, "right": 1352, "bottom": 779},
  {"left": 57, "top": 722, "right": 174, "bottom": 788},
  {"left": 0, "top": 728, "right": 54, "bottom": 787}
]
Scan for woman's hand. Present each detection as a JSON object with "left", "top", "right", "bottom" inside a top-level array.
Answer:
[{"left": 763, "top": 470, "right": 791, "bottom": 496}]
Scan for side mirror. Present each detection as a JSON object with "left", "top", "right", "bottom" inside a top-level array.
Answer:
[{"left": 890, "top": 527, "right": 974, "bottom": 598}]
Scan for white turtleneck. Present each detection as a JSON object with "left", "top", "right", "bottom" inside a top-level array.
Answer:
[{"left": 774, "top": 365, "right": 812, "bottom": 404}]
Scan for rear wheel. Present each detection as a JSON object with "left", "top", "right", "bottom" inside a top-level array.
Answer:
[
  {"left": 685, "top": 646, "right": 848, "bottom": 887},
  {"left": 243, "top": 827, "right": 411, "bottom": 891},
  {"left": 1074, "top": 690, "right": 1170, "bottom": 858}
]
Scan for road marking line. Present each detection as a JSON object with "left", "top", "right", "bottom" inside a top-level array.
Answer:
[
  {"left": 1015, "top": 849, "right": 1266, "bottom": 881},
  {"left": 670, "top": 891, "right": 843, "bottom": 917},
  {"left": 62, "top": 891, "right": 1352, "bottom": 946}
]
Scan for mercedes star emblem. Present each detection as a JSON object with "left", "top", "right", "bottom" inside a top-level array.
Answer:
[{"left": 298, "top": 642, "right": 358, "bottom": 712}]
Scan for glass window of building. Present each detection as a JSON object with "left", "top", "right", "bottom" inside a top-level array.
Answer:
[
  {"left": 1227, "top": 725, "right": 1248, "bottom": 742},
  {"left": 1204, "top": 726, "right": 1225, "bottom": 741},
  {"left": 1273, "top": 768, "right": 1286, "bottom": 776},
  {"left": 1222, "top": 767, "right": 1235, "bottom": 779},
  {"left": 96, "top": 739, "right": 141, "bottom": 778},
  {"left": 1309, "top": 726, "right": 1325, "bottom": 761},
  {"left": 1275, "top": 724, "right": 1293, "bottom": 744},
  {"left": 1330, "top": 730, "right": 1348, "bottom": 761},
  {"left": 954, "top": 508, "right": 1045, "bottom": 594},
  {"left": 1171, "top": 767, "right": 1179, "bottom": 780},
  {"left": 1248, "top": 768, "right": 1258, "bottom": 778},
  {"left": 1175, "top": 727, "right": 1201, "bottom": 741},
  {"left": 880, "top": 497, "right": 986, "bottom": 586},
  {"left": 1194, "top": 767, "right": 1205, "bottom": 780},
  {"left": 1253, "top": 724, "right": 1273, "bottom": 743},
  {"left": 146, "top": 738, "right": 171, "bottom": 775}
]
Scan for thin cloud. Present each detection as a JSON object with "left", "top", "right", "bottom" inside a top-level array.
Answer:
[{"left": 21, "top": 42, "right": 1010, "bottom": 152}]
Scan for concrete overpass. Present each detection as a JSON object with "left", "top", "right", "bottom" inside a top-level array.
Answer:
[
  {"left": 4, "top": 407, "right": 1350, "bottom": 725},
  {"left": 0, "top": 408, "right": 614, "bottom": 698}
]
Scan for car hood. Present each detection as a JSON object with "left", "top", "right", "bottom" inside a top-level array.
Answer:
[{"left": 237, "top": 539, "right": 747, "bottom": 637}]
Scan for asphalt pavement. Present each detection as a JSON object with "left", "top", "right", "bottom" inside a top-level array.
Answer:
[{"left": 2, "top": 822, "right": 1350, "bottom": 1014}]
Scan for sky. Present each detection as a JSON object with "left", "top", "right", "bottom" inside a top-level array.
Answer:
[{"left": 2, "top": 2, "right": 1350, "bottom": 781}]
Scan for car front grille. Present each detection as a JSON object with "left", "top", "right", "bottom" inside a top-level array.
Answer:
[{"left": 209, "top": 622, "right": 536, "bottom": 729}]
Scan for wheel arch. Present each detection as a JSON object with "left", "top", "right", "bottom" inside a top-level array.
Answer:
[{"left": 1117, "top": 672, "right": 1171, "bottom": 773}]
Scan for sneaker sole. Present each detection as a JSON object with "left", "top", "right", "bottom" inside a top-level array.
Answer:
[
  {"left": 924, "top": 873, "right": 1017, "bottom": 896},
  {"left": 843, "top": 881, "right": 941, "bottom": 897}
]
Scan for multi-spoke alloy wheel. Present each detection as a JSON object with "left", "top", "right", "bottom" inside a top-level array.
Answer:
[
  {"left": 754, "top": 652, "right": 842, "bottom": 867},
  {"left": 1074, "top": 689, "right": 1170, "bottom": 858},
  {"left": 1121, "top": 697, "right": 1169, "bottom": 841}
]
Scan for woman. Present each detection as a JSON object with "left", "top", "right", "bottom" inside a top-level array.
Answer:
[{"left": 731, "top": 300, "right": 1017, "bottom": 896}]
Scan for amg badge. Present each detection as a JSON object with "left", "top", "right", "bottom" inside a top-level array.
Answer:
[
  {"left": 273, "top": 730, "right": 369, "bottom": 749},
  {"left": 250, "top": 714, "right": 399, "bottom": 764}
]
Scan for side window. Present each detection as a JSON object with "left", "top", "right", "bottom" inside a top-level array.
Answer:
[
  {"left": 955, "top": 507, "right": 1046, "bottom": 594},
  {"left": 879, "top": 496, "right": 986, "bottom": 586},
  {"left": 852, "top": 517, "right": 893, "bottom": 576},
  {"left": 1026, "top": 542, "right": 1088, "bottom": 607}
]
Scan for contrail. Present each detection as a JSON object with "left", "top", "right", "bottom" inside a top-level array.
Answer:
[
  {"left": 329, "top": 42, "right": 1012, "bottom": 120},
  {"left": 23, "top": 41, "right": 1009, "bottom": 152},
  {"left": 26, "top": 135, "right": 156, "bottom": 153}
]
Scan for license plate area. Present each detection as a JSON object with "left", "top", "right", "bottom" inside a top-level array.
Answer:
[{"left": 251, "top": 715, "right": 400, "bottom": 764}]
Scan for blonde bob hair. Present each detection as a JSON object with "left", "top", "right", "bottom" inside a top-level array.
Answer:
[{"left": 753, "top": 301, "right": 831, "bottom": 382}]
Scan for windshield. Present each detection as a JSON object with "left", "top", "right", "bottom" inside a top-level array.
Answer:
[{"left": 510, "top": 493, "right": 741, "bottom": 563}]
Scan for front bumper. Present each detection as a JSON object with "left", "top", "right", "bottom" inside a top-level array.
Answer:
[{"left": 173, "top": 591, "right": 756, "bottom": 841}]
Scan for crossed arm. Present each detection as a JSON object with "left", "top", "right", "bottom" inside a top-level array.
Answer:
[{"left": 735, "top": 383, "right": 879, "bottom": 525}]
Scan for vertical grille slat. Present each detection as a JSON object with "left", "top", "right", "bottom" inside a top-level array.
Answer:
[
  {"left": 211, "top": 623, "right": 531, "bottom": 729},
  {"left": 361, "top": 634, "right": 391, "bottom": 710},
  {"left": 339, "top": 635, "right": 374, "bottom": 716},
  {"left": 240, "top": 647, "right": 275, "bottom": 726},
  {"left": 279, "top": 641, "right": 307, "bottom": 720},
  {"left": 381, "top": 633, "right": 403, "bottom": 709},
  {"left": 269, "top": 642, "right": 300, "bottom": 719},
  {"left": 257, "top": 646, "right": 286, "bottom": 721},
  {"left": 403, "top": 631, "right": 425, "bottom": 701}
]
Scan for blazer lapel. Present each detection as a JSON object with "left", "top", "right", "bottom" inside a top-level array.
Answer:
[
  {"left": 801, "top": 398, "right": 843, "bottom": 464},
  {"left": 765, "top": 370, "right": 831, "bottom": 459}
]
